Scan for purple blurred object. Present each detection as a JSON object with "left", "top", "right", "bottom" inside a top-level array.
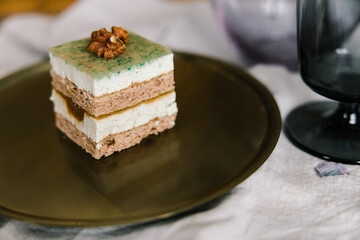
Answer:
[
  {"left": 211, "top": 0, "right": 297, "bottom": 71},
  {"left": 315, "top": 162, "right": 350, "bottom": 177}
]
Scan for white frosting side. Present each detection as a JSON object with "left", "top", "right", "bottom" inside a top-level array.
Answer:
[
  {"left": 50, "top": 90, "right": 177, "bottom": 143},
  {"left": 49, "top": 54, "right": 174, "bottom": 97},
  {"left": 50, "top": 55, "right": 94, "bottom": 94}
]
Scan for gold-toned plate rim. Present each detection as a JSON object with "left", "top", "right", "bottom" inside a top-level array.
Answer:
[{"left": 0, "top": 52, "right": 281, "bottom": 227}]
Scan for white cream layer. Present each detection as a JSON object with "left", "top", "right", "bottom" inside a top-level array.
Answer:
[
  {"left": 49, "top": 54, "right": 173, "bottom": 97},
  {"left": 50, "top": 90, "right": 177, "bottom": 143}
]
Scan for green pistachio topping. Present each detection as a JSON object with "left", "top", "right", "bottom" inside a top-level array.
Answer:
[{"left": 49, "top": 32, "right": 172, "bottom": 80}]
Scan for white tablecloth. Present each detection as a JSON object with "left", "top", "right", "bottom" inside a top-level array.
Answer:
[{"left": 1, "top": 1, "right": 360, "bottom": 239}]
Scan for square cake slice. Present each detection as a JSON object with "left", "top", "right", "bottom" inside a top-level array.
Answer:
[{"left": 49, "top": 30, "right": 177, "bottom": 159}]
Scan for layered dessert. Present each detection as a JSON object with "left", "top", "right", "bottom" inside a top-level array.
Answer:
[{"left": 49, "top": 27, "right": 177, "bottom": 159}]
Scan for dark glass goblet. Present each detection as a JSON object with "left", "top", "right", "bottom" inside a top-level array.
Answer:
[{"left": 284, "top": 0, "right": 360, "bottom": 164}]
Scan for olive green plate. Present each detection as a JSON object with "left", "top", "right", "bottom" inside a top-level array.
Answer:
[{"left": 0, "top": 52, "right": 281, "bottom": 227}]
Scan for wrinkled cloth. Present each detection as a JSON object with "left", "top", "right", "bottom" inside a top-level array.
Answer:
[{"left": 1, "top": 0, "right": 360, "bottom": 239}]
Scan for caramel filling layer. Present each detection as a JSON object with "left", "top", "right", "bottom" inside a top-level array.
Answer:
[
  {"left": 57, "top": 91, "right": 85, "bottom": 121},
  {"left": 55, "top": 89, "right": 175, "bottom": 122}
]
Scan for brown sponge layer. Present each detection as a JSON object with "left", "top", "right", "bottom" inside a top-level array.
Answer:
[
  {"left": 55, "top": 112, "right": 177, "bottom": 159},
  {"left": 51, "top": 70, "right": 174, "bottom": 117}
]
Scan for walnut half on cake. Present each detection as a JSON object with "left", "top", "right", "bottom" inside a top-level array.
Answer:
[{"left": 49, "top": 27, "right": 177, "bottom": 159}]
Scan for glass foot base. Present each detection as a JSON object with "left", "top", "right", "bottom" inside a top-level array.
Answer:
[{"left": 284, "top": 101, "right": 360, "bottom": 164}]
